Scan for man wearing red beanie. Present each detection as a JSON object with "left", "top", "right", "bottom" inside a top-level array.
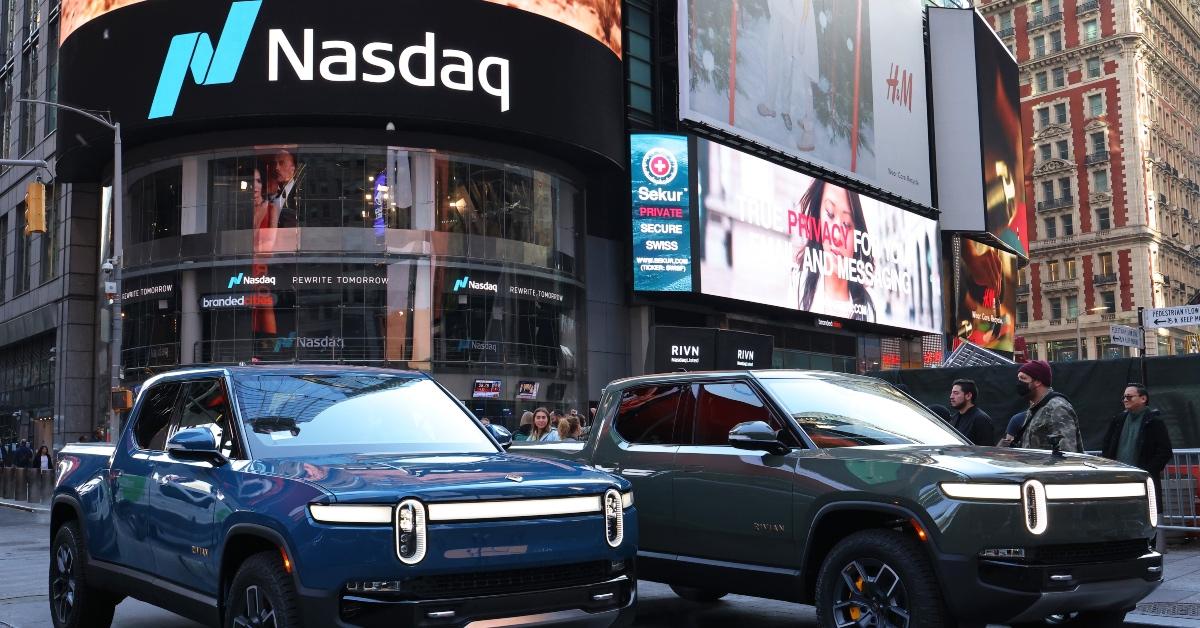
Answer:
[{"left": 1012, "top": 360, "right": 1084, "bottom": 452}]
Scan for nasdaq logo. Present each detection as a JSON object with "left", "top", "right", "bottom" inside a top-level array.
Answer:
[
  {"left": 452, "top": 276, "right": 498, "bottom": 293},
  {"left": 149, "top": 1, "right": 263, "bottom": 119},
  {"left": 227, "top": 273, "right": 275, "bottom": 289},
  {"left": 453, "top": 276, "right": 470, "bottom": 292}
]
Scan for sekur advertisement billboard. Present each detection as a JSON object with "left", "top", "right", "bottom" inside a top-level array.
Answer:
[
  {"left": 697, "top": 138, "right": 942, "bottom": 335},
  {"left": 631, "top": 134, "right": 693, "bottom": 292},
  {"left": 679, "top": 0, "right": 932, "bottom": 207}
]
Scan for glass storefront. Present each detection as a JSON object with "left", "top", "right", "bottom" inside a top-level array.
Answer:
[{"left": 119, "top": 144, "right": 587, "bottom": 421}]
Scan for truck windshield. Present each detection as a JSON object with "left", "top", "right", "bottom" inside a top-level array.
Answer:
[
  {"left": 762, "top": 377, "right": 966, "bottom": 448},
  {"left": 233, "top": 374, "right": 497, "bottom": 457}
]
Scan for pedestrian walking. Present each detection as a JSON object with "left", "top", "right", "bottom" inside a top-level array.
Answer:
[
  {"left": 1013, "top": 361, "right": 1084, "bottom": 452},
  {"left": 34, "top": 446, "right": 53, "bottom": 472},
  {"left": 1101, "top": 383, "right": 1172, "bottom": 548},
  {"left": 13, "top": 440, "right": 32, "bottom": 468},
  {"left": 948, "top": 379, "right": 995, "bottom": 446}
]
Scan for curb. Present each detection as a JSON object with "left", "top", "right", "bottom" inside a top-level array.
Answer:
[
  {"left": 0, "top": 499, "right": 50, "bottom": 514},
  {"left": 1126, "top": 613, "right": 1200, "bottom": 627}
]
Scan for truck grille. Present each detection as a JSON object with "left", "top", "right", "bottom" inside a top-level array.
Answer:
[
  {"left": 1030, "top": 539, "right": 1150, "bottom": 564},
  {"left": 391, "top": 561, "right": 613, "bottom": 600}
]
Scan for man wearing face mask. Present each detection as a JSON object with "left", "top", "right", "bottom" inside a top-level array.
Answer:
[{"left": 1012, "top": 360, "right": 1084, "bottom": 452}]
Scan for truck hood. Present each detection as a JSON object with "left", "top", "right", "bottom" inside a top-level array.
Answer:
[
  {"left": 248, "top": 452, "right": 625, "bottom": 503},
  {"left": 820, "top": 445, "right": 1148, "bottom": 484}
]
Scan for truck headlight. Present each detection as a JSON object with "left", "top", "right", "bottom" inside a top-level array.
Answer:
[
  {"left": 1022, "top": 480, "right": 1048, "bottom": 535},
  {"left": 604, "top": 489, "right": 624, "bottom": 548},
  {"left": 395, "top": 499, "right": 427, "bottom": 565},
  {"left": 1147, "top": 477, "right": 1159, "bottom": 528},
  {"left": 309, "top": 504, "right": 393, "bottom": 524}
]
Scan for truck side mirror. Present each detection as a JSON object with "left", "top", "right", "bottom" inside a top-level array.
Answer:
[
  {"left": 729, "top": 421, "right": 790, "bottom": 456},
  {"left": 167, "top": 427, "right": 228, "bottom": 466}
]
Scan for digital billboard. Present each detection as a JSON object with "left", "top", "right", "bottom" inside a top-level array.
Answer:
[
  {"left": 697, "top": 138, "right": 942, "bottom": 334},
  {"left": 954, "top": 238, "right": 1016, "bottom": 353},
  {"left": 678, "top": 0, "right": 932, "bottom": 207},
  {"left": 62, "top": 0, "right": 622, "bottom": 56},
  {"left": 930, "top": 8, "right": 1028, "bottom": 257},
  {"left": 631, "top": 134, "right": 693, "bottom": 292}
]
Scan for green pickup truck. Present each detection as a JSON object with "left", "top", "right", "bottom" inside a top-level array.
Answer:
[{"left": 514, "top": 370, "right": 1161, "bottom": 628}]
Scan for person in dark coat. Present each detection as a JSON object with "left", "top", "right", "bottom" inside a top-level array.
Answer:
[
  {"left": 948, "top": 379, "right": 995, "bottom": 446},
  {"left": 1101, "top": 384, "right": 1173, "bottom": 498},
  {"left": 13, "top": 440, "right": 33, "bottom": 468}
]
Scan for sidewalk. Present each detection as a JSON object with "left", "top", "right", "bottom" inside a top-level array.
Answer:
[{"left": 1127, "top": 537, "right": 1200, "bottom": 627}]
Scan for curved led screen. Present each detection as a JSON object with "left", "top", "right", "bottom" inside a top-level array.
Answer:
[
  {"left": 57, "top": 0, "right": 624, "bottom": 179},
  {"left": 62, "top": 0, "right": 622, "bottom": 57}
]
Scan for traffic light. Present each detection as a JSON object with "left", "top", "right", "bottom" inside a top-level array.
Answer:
[
  {"left": 111, "top": 388, "right": 134, "bottom": 412},
  {"left": 23, "top": 181, "right": 46, "bottom": 237}
]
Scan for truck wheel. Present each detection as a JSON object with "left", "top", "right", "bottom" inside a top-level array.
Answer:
[
  {"left": 669, "top": 585, "right": 728, "bottom": 603},
  {"left": 49, "top": 521, "right": 118, "bottom": 628},
  {"left": 224, "top": 551, "right": 301, "bottom": 628},
  {"left": 815, "top": 529, "right": 948, "bottom": 628}
]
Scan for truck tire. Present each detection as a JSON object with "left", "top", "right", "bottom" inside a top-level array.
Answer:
[
  {"left": 669, "top": 585, "right": 728, "bottom": 603},
  {"left": 49, "top": 521, "right": 118, "bottom": 628},
  {"left": 815, "top": 529, "right": 949, "bottom": 628},
  {"left": 224, "top": 551, "right": 301, "bottom": 628}
]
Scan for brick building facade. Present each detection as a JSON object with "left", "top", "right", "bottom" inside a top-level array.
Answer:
[{"left": 979, "top": 0, "right": 1200, "bottom": 359}]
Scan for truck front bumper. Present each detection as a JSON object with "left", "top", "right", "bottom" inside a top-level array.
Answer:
[{"left": 298, "top": 573, "right": 636, "bottom": 628}]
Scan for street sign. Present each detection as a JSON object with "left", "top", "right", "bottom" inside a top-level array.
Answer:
[
  {"left": 1110, "top": 324, "right": 1143, "bottom": 349},
  {"left": 1143, "top": 305, "right": 1200, "bottom": 330}
]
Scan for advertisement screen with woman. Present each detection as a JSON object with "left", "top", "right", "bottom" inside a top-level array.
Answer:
[{"left": 697, "top": 139, "right": 942, "bottom": 334}]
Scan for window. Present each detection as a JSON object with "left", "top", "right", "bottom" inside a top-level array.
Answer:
[
  {"left": 625, "top": 1, "right": 653, "bottom": 120},
  {"left": 1099, "top": 252, "right": 1114, "bottom": 275},
  {"left": 1084, "top": 19, "right": 1099, "bottom": 41},
  {"left": 613, "top": 384, "right": 683, "bottom": 444},
  {"left": 691, "top": 382, "right": 794, "bottom": 447},
  {"left": 1090, "top": 131, "right": 1105, "bottom": 154},
  {"left": 1000, "top": 11, "right": 1013, "bottom": 30},
  {"left": 39, "top": 183, "right": 54, "bottom": 284},
  {"left": 1049, "top": 30, "right": 1062, "bottom": 52},
  {"left": 1032, "top": 0, "right": 1044, "bottom": 19},
  {"left": 1062, "top": 214, "right": 1074, "bottom": 237},
  {"left": 175, "top": 380, "right": 240, "bottom": 458},
  {"left": 1036, "top": 72, "right": 1048, "bottom": 93},
  {"left": 1042, "top": 180, "right": 1055, "bottom": 200},
  {"left": 763, "top": 378, "right": 963, "bottom": 448},
  {"left": 1039, "top": 144, "right": 1052, "bottom": 162},
  {"left": 1088, "top": 93, "right": 1104, "bottom": 117},
  {"left": 1102, "top": 291, "right": 1116, "bottom": 313},
  {"left": 0, "top": 214, "right": 6, "bottom": 301},
  {"left": 1038, "top": 107, "right": 1050, "bottom": 128},
  {"left": 1050, "top": 297, "right": 1063, "bottom": 320},
  {"left": 0, "top": 77, "right": 10, "bottom": 158},
  {"left": 1064, "top": 256, "right": 1076, "bottom": 277},
  {"left": 1066, "top": 295, "right": 1079, "bottom": 318},
  {"left": 1097, "top": 208, "right": 1111, "bottom": 230},
  {"left": 1047, "top": 259, "right": 1060, "bottom": 280},
  {"left": 1052, "top": 67, "right": 1065, "bottom": 88},
  {"left": 1086, "top": 56, "right": 1101, "bottom": 78},
  {"left": 1049, "top": 0, "right": 1060, "bottom": 13},
  {"left": 127, "top": 166, "right": 183, "bottom": 244},
  {"left": 1054, "top": 103, "right": 1067, "bottom": 124},
  {"left": 44, "top": 17, "right": 58, "bottom": 136},
  {"left": 133, "top": 382, "right": 182, "bottom": 451},
  {"left": 1093, "top": 169, "right": 1109, "bottom": 192},
  {"left": 1056, "top": 140, "right": 1069, "bottom": 159},
  {"left": 1058, "top": 177, "right": 1071, "bottom": 198},
  {"left": 1044, "top": 217, "right": 1058, "bottom": 239},
  {"left": 18, "top": 43, "right": 37, "bottom": 155},
  {"left": 1017, "top": 301, "right": 1029, "bottom": 324},
  {"left": 1033, "top": 35, "right": 1045, "bottom": 56}
]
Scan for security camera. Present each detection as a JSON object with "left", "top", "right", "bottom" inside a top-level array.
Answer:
[{"left": 101, "top": 261, "right": 114, "bottom": 273}]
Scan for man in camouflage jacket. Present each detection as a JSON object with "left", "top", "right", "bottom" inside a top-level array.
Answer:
[{"left": 1014, "top": 360, "right": 1085, "bottom": 452}]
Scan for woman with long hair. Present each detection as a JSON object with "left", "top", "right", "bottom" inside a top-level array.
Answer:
[
  {"left": 794, "top": 180, "right": 875, "bottom": 323},
  {"left": 34, "top": 445, "right": 53, "bottom": 471},
  {"left": 529, "top": 407, "right": 554, "bottom": 442},
  {"left": 514, "top": 411, "right": 535, "bottom": 441}
]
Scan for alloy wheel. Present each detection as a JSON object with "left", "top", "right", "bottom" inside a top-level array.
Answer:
[
  {"left": 831, "top": 558, "right": 911, "bottom": 628},
  {"left": 50, "top": 544, "right": 76, "bottom": 623},
  {"left": 232, "top": 584, "right": 277, "bottom": 628}
]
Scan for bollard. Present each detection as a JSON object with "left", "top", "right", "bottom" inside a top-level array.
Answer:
[
  {"left": 14, "top": 467, "right": 27, "bottom": 502},
  {"left": 0, "top": 468, "right": 10, "bottom": 500}
]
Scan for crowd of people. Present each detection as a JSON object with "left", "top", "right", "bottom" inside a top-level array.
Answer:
[
  {"left": 0, "top": 440, "right": 54, "bottom": 470},
  {"left": 508, "top": 407, "right": 594, "bottom": 442}
]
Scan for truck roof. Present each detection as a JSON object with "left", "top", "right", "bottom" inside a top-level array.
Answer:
[
  {"left": 605, "top": 369, "right": 883, "bottom": 390},
  {"left": 142, "top": 364, "right": 427, "bottom": 386}
]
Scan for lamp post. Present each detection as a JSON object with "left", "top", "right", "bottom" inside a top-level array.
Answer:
[
  {"left": 1075, "top": 305, "right": 1110, "bottom": 361},
  {"left": 18, "top": 99, "right": 123, "bottom": 441}
]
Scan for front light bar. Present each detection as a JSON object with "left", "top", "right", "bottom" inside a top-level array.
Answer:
[
  {"left": 309, "top": 504, "right": 393, "bottom": 524},
  {"left": 941, "top": 482, "right": 1148, "bottom": 502}
]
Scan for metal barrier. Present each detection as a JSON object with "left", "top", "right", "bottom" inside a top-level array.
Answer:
[{"left": 1162, "top": 449, "right": 1200, "bottom": 531}]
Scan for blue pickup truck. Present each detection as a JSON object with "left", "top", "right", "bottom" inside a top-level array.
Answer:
[{"left": 50, "top": 366, "right": 636, "bottom": 628}]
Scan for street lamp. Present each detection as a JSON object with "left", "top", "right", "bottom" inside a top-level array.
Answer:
[
  {"left": 18, "top": 98, "right": 123, "bottom": 442},
  {"left": 1075, "top": 305, "right": 1110, "bottom": 361}
]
